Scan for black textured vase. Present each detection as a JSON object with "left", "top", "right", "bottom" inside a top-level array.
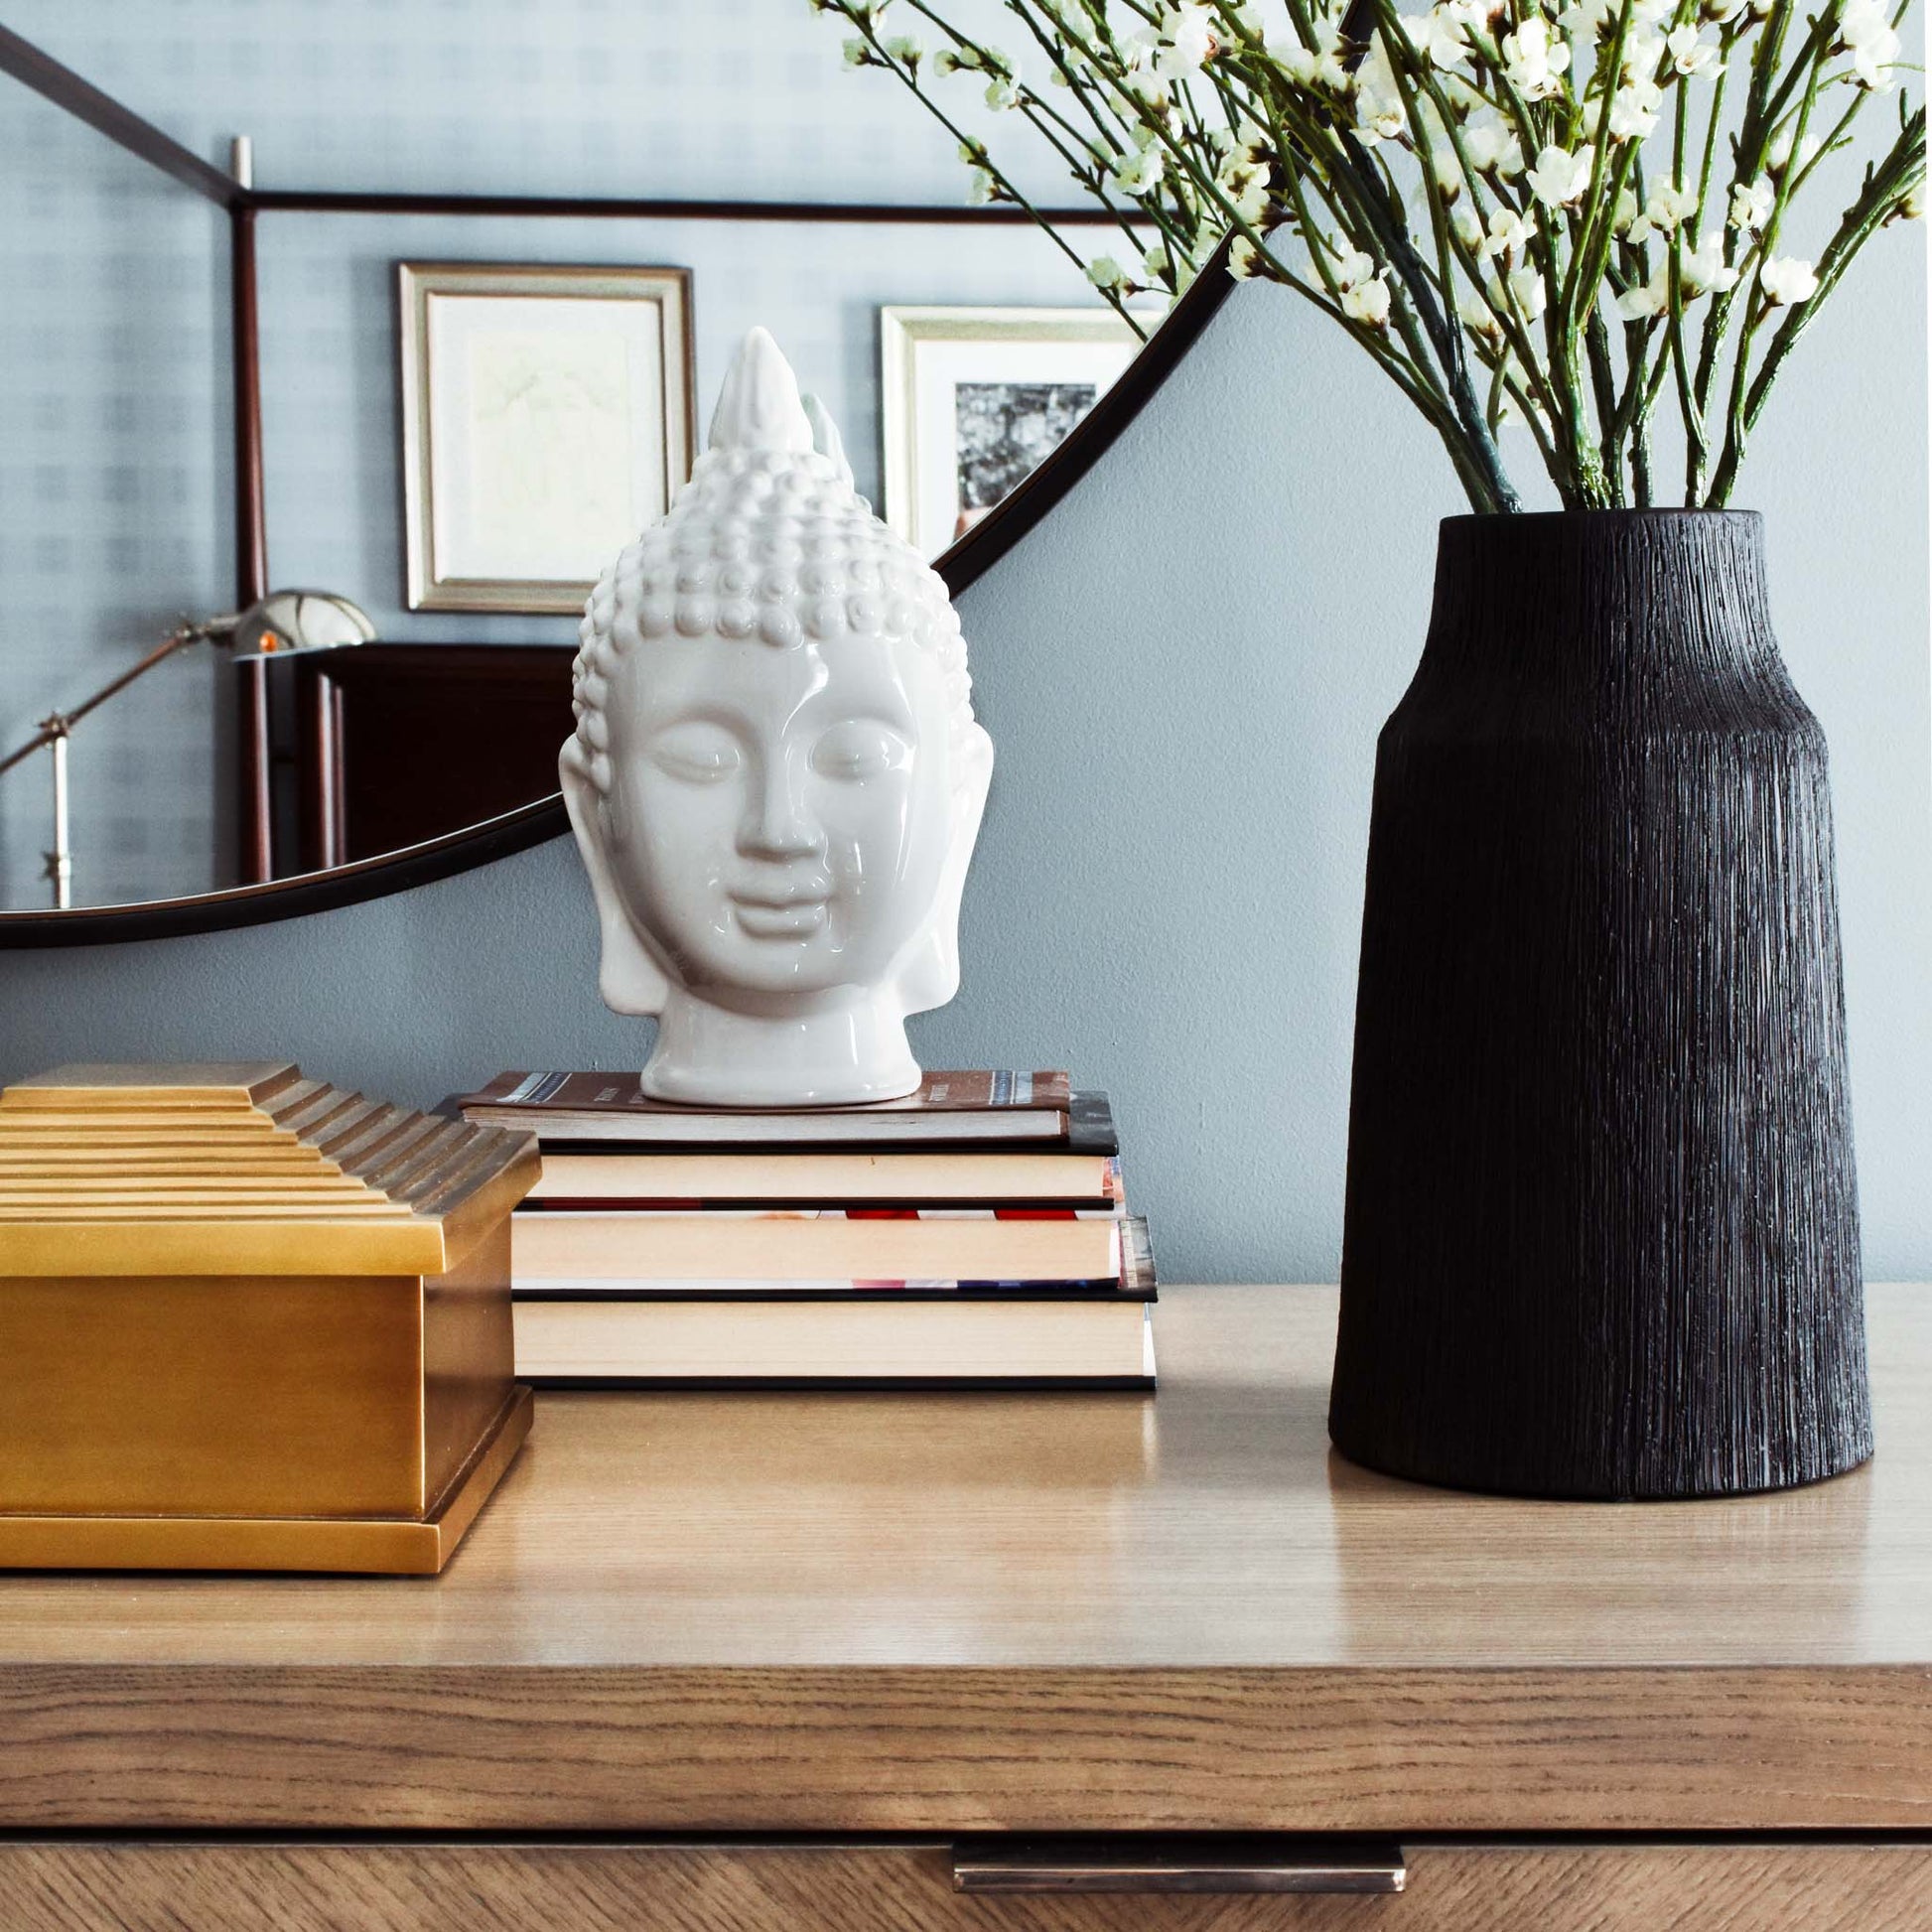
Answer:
[{"left": 1330, "top": 511, "right": 1870, "bottom": 1499}]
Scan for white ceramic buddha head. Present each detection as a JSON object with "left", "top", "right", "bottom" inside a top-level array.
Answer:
[{"left": 560, "top": 328, "right": 995, "bottom": 1106}]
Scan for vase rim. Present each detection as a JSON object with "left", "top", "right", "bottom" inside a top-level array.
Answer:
[{"left": 1442, "top": 507, "right": 1763, "bottom": 528}]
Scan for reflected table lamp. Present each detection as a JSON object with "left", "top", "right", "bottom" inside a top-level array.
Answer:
[{"left": 0, "top": 591, "right": 374, "bottom": 909}]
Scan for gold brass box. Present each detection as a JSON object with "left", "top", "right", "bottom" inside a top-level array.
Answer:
[{"left": 0, "top": 1062, "right": 540, "bottom": 1574}]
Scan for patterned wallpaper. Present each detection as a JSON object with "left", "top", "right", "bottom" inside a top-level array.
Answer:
[{"left": 0, "top": 0, "right": 1097, "bottom": 907}]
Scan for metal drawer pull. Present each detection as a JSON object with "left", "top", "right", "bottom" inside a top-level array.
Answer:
[{"left": 951, "top": 1837, "right": 1407, "bottom": 1895}]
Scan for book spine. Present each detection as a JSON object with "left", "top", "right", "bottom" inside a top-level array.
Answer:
[
  {"left": 511, "top": 1205, "right": 1126, "bottom": 1223},
  {"left": 512, "top": 1281, "right": 1145, "bottom": 1301},
  {"left": 1066, "top": 1093, "right": 1119, "bottom": 1156}
]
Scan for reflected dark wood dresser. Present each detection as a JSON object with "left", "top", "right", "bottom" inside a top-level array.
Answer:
[
  {"left": 3, "top": 1285, "right": 1928, "bottom": 1930},
  {"left": 241, "top": 642, "right": 576, "bottom": 877}
]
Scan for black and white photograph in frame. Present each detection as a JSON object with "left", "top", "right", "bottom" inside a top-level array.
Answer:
[
  {"left": 398, "top": 262, "right": 696, "bottom": 615},
  {"left": 879, "top": 307, "right": 1144, "bottom": 559}
]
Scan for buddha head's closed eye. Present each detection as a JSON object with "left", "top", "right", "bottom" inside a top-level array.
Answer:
[{"left": 560, "top": 328, "right": 995, "bottom": 1106}]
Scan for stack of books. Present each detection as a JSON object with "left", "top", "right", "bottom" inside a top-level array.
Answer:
[{"left": 453, "top": 1069, "right": 1155, "bottom": 1388}]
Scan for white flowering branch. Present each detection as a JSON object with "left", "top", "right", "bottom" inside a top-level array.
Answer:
[{"left": 810, "top": 0, "right": 1923, "bottom": 510}]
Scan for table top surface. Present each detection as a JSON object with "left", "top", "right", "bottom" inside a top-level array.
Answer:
[{"left": 4, "top": 1282, "right": 1927, "bottom": 1672}]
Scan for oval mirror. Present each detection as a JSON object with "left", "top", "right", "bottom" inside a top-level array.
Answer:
[{"left": 0, "top": 15, "right": 1230, "bottom": 947}]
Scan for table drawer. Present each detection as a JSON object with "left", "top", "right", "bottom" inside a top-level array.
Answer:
[{"left": 2, "top": 1839, "right": 1928, "bottom": 1929}]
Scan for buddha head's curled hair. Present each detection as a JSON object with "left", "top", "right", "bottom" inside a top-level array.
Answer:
[{"left": 564, "top": 336, "right": 986, "bottom": 803}]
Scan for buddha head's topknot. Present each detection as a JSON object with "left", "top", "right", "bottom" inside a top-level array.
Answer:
[{"left": 567, "top": 328, "right": 979, "bottom": 798}]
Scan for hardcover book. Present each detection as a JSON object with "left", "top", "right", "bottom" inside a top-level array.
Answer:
[
  {"left": 455, "top": 1071, "right": 1116, "bottom": 1153},
  {"left": 511, "top": 1296, "right": 1156, "bottom": 1388},
  {"left": 524, "top": 1150, "right": 1124, "bottom": 1209},
  {"left": 510, "top": 1203, "right": 1128, "bottom": 1289}
]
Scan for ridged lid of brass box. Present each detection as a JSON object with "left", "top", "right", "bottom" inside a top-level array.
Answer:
[{"left": 0, "top": 1063, "right": 539, "bottom": 1276}]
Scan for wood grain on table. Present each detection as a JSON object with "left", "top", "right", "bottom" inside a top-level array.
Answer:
[{"left": 1, "top": 1285, "right": 1927, "bottom": 1833}]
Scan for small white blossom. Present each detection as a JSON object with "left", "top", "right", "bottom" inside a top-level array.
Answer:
[
  {"left": 984, "top": 73, "right": 1019, "bottom": 108},
  {"left": 1330, "top": 244, "right": 1378, "bottom": 291},
  {"left": 1218, "top": 153, "right": 1272, "bottom": 221},
  {"left": 1352, "top": 46, "right": 1408, "bottom": 141},
  {"left": 1280, "top": 14, "right": 1353, "bottom": 90},
  {"left": 1341, "top": 275, "right": 1393, "bottom": 326},
  {"left": 1620, "top": 25, "right": 1666, "bottom": 76},
  {"left": 1458, "top": 289, "right": 1506, "bottom": 340},
  {"left": 1527, "top": 143, "right": 1593, "bottom": 207},
  {"left": 1152, "top": 2, "right": 1219, "bottom": 75},
  {"left": 1501, "top": 16, "right": 1572, "bottom": 99},
  {"left": 1766, "top": 123, "right": 1825, "bottom": 175},
  {"left": 1452, "top": 204, "right": 1485, "bottom": 249},
  {"left": 1484, "top": 206, "right": 1532, "bottom": 256},
  {"left": 1143, "top": 241, "right": 1172, "bottom": 281},
  {"left": 1611, "top": 186, "right": 1639, "bottom": 232},
  {"left": 1628, "top": 181, "right": 1697, "bottom": 242},
  {"left": 1561, "top": 0, "right": 1615, "bottom": 40},
  {"left": 1130, "top": 74, "right": 1175, "bottom": 119},
  {"left": 1112, "top": 146, "right": 1163, "bottom": 193},
  {"left": 1665, "top": 22, "right": 1720, "bottom": 73},
  {"left": 1213, "top": 117, "right": 1270, "bottom": 162},
  {"left": 1704, "top": 0, "right": 1748, "bottom": 20},
  {"left": 1647, "top": 181, "right": 1699, "bottom": 231},
  {"left": 1462, "top": 114, "right": 1526, "bottom": 178},
  {"left": 1506, "top": 263, "right": 1549, "bottom": 319},
  {"left": 1227, "top": 176, "right": 1271, "bottom": 223},
  {"left": 883, "top": 33, "right": 922, "bottom": 66},
  {"left": 841, "top": 36, "right": 871, "bottom": 67},
  {"left": 1901, "top": 183, "right": 1925, "bottom": 219},
  {"left": 1729, "top": 177, "right": 1774, "bottom": 230},
  {"left": 933, "top": 48, "right": 962, "bottom": 76},
  {"left": 1426, "top": 145, "right": 1467, "bottom": 202},
  {"left": 966, "top": 167, "right": 995, "bottom": 205},
  {"left": 1759, "top": 252, "right": 1820, "bottom": 302},
  {"left": 1615, "top": 270, "right": 1669, "bottom": 319},
  {"left": 1608, "top": 75, "right": 1663, "bottom": 139},
  {"left": 1837, "top": 0, "right": 1901, "bottom": 88},
  {"left": 1413, "top": 4, "right": 1473, "bottom": 68},
  {"left": 1679, "top": 235, "right": 1740, "bottom": 294},
  {"left": 1087, "top": 253, "right": 1127, "bottom": 290},
  {"left": 1228, "top": 234, "right": 1260, "bottom": 278}
]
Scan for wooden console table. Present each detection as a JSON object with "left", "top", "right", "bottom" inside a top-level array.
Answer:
[{"left": 3, "top": 1284, "right": 1928, "bottom": 1929}]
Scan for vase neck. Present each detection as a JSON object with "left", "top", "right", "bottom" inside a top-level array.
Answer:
[{"left": 1427, "top": 511, "right": 1776, "bottom": 684}]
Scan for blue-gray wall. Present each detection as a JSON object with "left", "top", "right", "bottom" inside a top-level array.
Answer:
[{"left": 0, "top": 5, "right": 1926, "bottom": 1282}]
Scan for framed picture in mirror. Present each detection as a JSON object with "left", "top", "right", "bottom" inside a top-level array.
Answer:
[
  {"left": 398, "top": 262, "right": 696, "bottom": 615},
  {"left": 880, "top": 307, "right": 1146, "bottom": 560}
]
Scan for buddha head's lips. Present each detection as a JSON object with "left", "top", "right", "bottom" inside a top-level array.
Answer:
[
  {"left": 729, "top": 897, "right": 832, "bottom": 941},
  {"left": 730, "top": 885, "right": 834, "bottom": 909}
]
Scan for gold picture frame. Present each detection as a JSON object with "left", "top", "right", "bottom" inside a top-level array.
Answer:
[
  {"left": 398, "top": 262, "right": 696, "bottom": 615},
  {"left": 879, "top": 305, "right": 1146, "bottom": 560}
]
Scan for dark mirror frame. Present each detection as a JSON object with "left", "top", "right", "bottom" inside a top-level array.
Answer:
[{"left": 0, "top": 24, "right": 1232, "bottom": 949}]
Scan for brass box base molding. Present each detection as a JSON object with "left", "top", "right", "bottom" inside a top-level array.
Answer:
[{"left": 0, "top": 1385, "right": 532, "bottom": 1576}]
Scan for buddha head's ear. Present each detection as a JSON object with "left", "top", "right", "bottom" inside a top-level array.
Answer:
[
  {"left": 897, "top": 722, "right": 994, "bottom": 1017},
  {"left": 560, "top": 736, "right": 674, "bottom": 1017}
]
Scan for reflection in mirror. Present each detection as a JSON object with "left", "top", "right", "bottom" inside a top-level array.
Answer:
[
  {"left": 0, "top": 590, "right": 372, "bottom": 907},
  {"left": 0, "top": 9, "right": 1156, "bottom": 917}
]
